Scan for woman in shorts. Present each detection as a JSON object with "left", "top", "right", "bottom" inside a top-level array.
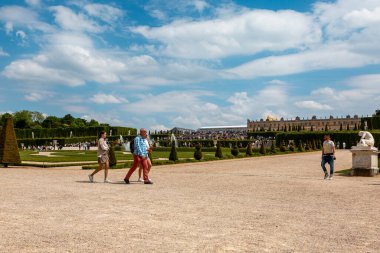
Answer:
[{"left": 88, "top": 131, "right": 112, "bottom": 183}]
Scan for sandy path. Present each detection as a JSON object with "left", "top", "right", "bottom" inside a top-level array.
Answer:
[{"left": 1, "top": 150, "right": 379, "bottom": 252}]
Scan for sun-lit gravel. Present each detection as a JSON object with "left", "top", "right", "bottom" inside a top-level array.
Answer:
[{"left": 1, "top": 149, "right": 379, "bottom": 252}]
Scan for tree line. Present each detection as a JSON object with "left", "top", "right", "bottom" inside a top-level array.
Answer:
[{"left": 0, "top": 110, "right": 106, "bottom": 129}]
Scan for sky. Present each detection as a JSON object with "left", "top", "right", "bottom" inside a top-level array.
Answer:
[{"left": 0, "top": 0, "right": 379, "bottom": 130}]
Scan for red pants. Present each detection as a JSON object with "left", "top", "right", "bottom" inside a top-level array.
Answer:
[{"left": 125, "top": 155, "right": 149, "bottom": 181}]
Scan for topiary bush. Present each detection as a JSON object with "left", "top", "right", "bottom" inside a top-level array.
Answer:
[
  {"left": 108, "top": 144, "right": 117, "bottom": 167},
  {"left": 297, "top": 140, "right": 305, "bottom": 152},
  {"left": 194, "top": 144, "right": 203, "bottom": 160},
  {"left": 289, "top": 145, "right": 295, "bottom": 152},
  {"left": 169, "top": 141, "right": 178, "bottom": 161},
  {"left": 245, "top": 142, "right": 253, "bottom": 156},
  {"left": 215, "top": 142, "right": 223, "bottom": 158},
  {"left": 259, "top": 141, "right": 266, "bottom": 155},
  {"left": 231, "top": 144, "right": 239, "bottom": 157},
  {"left": 0, "top": 116, "right": 21, "bottom": 167},
  {"left": 270, "top": 141, "right": 276, "bottom": 153}
]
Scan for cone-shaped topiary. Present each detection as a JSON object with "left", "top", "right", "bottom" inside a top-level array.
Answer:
[
  {"left": 169, "top": 141, "right": 178, "bottom": 161},
  {"left": 231, "top": 143, "right": 239, "bottom": 157},
  {"left": 259, "top": 141, "right": 266, "bottom": 155},
  {"left": 245, "top": 142, "right": 253, "bottom": 156},
  {"left": 317, "top": 139, "right": 322, "bottom": 150},
  {"left": 279, "top": 140, "right": 287, "bottom": 152},
  {"left": 0, "top": 116, "right": 21, "bottom": 167},
  {"left": 297, "top": 140, "right": 305, "bottom": 152},
  {"left": 270, "top": 140, "right": 276, "bottom": 153},
  {"left": 108, "top": 143, "right": 117, "bottom": 167},
  {"left": 194, "top": 144, "right": 203, "bottom": 160},
  {"left": 215, "top": 141, "right": 223, "bottom": 158},
  {"left": 312, "top": 140, "right": 317, "bottom": 150}
]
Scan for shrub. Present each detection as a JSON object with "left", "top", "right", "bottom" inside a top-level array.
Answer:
[
  {"left": 297, "top": 140, "right": 305, "bottom": 152},
  {"left": 270, "top": 141, "right": 276, "bottom": 153},
  {"left": 231, "top": 144, "right": 239, "bottom": 157},
  {"left": 108, "top": 144, "right": 117, "bottom": 167},
  {"left": 245, "top": 142, "right": 253, "bottom": 156},
  {"left": 215, "top": 142, "right": 223, "bottom": 158},
  {"left": 169, "top": 141, "right": 178, "bottom": 161},
  {"left": 193, "top": 144, "right": 203, "bottom": 160},
  {"left": 289, "top": 145, "right": 295, "bottom": 152},
  {"left": 0, "top": 116, "right": 21, "bottom": 167},
  {"left": 259, "top": 142, "right": 266, "bottom": 155}
]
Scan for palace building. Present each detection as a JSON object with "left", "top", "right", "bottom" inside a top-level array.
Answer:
[{"left": 247, "top": 115, "right": 361, "bottom": 132}]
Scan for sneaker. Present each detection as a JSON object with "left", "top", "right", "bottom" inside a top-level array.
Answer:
[
  {"left": 124, "top": 178, "right": 130, "bottom": 184},
  {"left": 329, "top": 175, "right": 333, "bottom": 180},
  {"left": 144, "top": 179, "right": 153, "bottom": 185},
  {"left": 324, "top": 173, "right": 329, "bottom": 179},
  {"left": 138, "top": 178, "right": 144, "bottom": 182},
  {"left": 104, "top": 179, "right": 112, "bottom": 183},
  {"left": 88, "top": 174, "right": 94, "bottom": 183}
]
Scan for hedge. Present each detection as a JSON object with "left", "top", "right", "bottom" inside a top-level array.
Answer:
[{"left": 15, "top": 126, "right": 137, "bottom": 139}]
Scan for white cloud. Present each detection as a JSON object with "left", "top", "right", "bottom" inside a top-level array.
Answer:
[
  {"left": 83, "top": 4, "right": 124, "bottom": 24},
  {"left": 50, "top": 6, "right": 104, "bottom": 33},
  {"left": 24, "top": 92, "right": 44, "bottom": 101},
  {"left": 345, "top": 74, "right": 380, "bottom": 89},
  {"left": 16, "top": 30, "right": 27, "bottom": 44},
  {"left": 294, "top": 100, "right": 333, "bottom": 110},
  {"left": 193, "top": 0, "right": 209, "bottom": 12},
  {"left": 0, "top": 6, "right": 53, "bottom": 32},
  {"left": 64, "top": 105, "right": 88, "bottom": 114},
  {"left": 90, "top": 94, "right": 127, "bottom": 104},
  {"left": 0, "top": 47, "right": 9, "bottom": 56},
  {"left": 132, "top": 9, "right": 320, "bottom": 59}
]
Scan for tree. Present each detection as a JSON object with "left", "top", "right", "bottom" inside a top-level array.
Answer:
[
  {"left": 353, "top": 123, "right": 358, "bottom": 131},
  {"left": 231, "top": 143, "right": 239, "bottom": 157},
  {"left": 346, "top": 124, "right": 350, "bottom": 131},
  {"left": 259, "top": 141, "right": 266, "bottom": 155},
  {"left": 42, "top": 116, "right": 61, "bottom": 128},
  {"left": 0, "top": 116, "right": 21, "bottom": 167},
  {"left": 215, "top": 142, "right": 223, "bottom": 158},
  {"left": 339, "top": 123, "right": 343, "bottom": 131},
  {"left": 169, "top": 141, "right": 178, "bottom": 161},
  {"left": 324, "top": 124, "right": 329, "bottom": 131},
  {"left": 297, "top": 140, "right": 304, "bottom": 152},
  {"left": 194, "top": 144, "right": 203, "bottom": 160},
  {"left": 270, "top": 140, "right": 276, "bottom": 153},
  {"left": 108, "top": 143, "right": 117, "bottom": 167},
  {"left": 13, "top": 110, "right": 34, "bottom": 129},
  {"left": 245, "top": 142, "right": 253, "bottom": 156}
]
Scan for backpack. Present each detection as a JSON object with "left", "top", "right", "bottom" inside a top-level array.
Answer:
[{"left": 129, "top": 138, "right": 135, "bottom": 153}]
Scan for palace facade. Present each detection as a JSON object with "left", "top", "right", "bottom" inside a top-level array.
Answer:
[{"left": 247, "top": 115, "right": 361, "bottom": 132}]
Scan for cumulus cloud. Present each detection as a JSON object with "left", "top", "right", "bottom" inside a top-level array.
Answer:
[
  {"left": 24, "top": 92, "right": 44, "bottom": 101},
  {"left": 132, "top": 9, "right": 320, "bottom": 59},
  {"left": 50, "top": 6, "right": 104, "bottom": 33},
  {"left": 294, "top": 100, "right": 333, "bottom": 110},
  {"left": 90, "top": 94, "right": 128, "bottom": 104},
  {"left": 0, "top": 6, "right": 53, "bottom": 32},
  {"left": 83, "top": 4, "right": 124, "bottom": 24}
]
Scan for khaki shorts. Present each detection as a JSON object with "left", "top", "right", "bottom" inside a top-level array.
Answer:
[{"left": 98, "top": 155, "right": 109, "bottom": 164}]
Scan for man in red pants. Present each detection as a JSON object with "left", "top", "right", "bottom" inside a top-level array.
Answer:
[{"left": 124, "top": 128, "right": 153, "bottom": 184}]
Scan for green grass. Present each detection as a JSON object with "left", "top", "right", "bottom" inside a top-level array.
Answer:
[{"left": 18, "top": 147, "right": 322, "bottom": 169}]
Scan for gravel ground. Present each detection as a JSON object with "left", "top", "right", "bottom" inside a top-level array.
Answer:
[{"left": 1, "top": 150, "right": 379, "bottom": 252}]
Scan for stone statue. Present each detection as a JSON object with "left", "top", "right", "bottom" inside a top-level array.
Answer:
[{"left": 357, "top": 131, "right": 375, "bottom": 147}]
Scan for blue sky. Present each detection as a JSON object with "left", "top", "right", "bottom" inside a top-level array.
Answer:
[{"left": 0, "top": 0, "right": 379, "bottom": 130}]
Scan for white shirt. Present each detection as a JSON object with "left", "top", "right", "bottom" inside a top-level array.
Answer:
[{"left": 323, "top": 140, "right": 335, "bottom": 154}]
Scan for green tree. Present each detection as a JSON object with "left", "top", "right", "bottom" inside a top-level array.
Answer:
[
  {"left": 42, "top": 116, "right": 61, "bottom": 128},
  {"left": 270, "top": 140, "right": 276, "bottom": 153},
  {"left": 259, "top": 141, "right": 266, "bottom": 155},
  {"left": 0, "top": 116, "right": 21, "bottom": 167},
  {"left": 346, "top": 124, "right": 350, "bottom": 130},
  {"left": 215, "top": 142, "right": 223, "bottom": 158},
  {"left": 13, "top": 110, "right": 34, "bottom": 128},
  {"left": 297, "top": 140, "right": 305, "bottom": 152},
  {"left": 353, "top": 123, "right": 358, "bottom": 131},
  {"left": 339, "top": 123, "right": 343, "bottom": 131},
  {"left": 231, "top": 143, "right": 239, "bottom": 157},
  {"left": 245, "top": 142, "right": 253, "bottom": 156},
  {"left": 169, "top": 141, "right": 178, "bottom": 161},
  {"left": 108, "top": 143, "right": 117, "bottom": 167},
  {"left": 194, "top": 144, "right": 203, "bottom": 160}
]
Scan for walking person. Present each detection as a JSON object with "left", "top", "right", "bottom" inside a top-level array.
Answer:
[
  {"left": 138, "top": 136, "right": 152, "bottom": 182},
  {"left": 321, "top": 134, "right": 335, "bottom": 180},
  {"left": 124, "top": 128, "right": 153, "bottom": 184},
  {"left": 88, "top": 131, "right": 112, "bottom": 183}
]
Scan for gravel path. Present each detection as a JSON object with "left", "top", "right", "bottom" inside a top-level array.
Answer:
[{"left": 1, "top": 150, "right": 379, "bottom": 252}]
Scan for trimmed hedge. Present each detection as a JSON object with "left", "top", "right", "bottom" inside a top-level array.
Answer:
[{"left": 15, "top": 126, "right": 137, "bottom": 139}]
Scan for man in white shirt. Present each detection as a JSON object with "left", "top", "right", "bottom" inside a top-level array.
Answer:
[{"left": 321, "top": 135, "right": 335, "bottom": 180}]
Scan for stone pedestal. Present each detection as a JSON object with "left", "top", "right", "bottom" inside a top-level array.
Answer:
[{"left": 350, "top": 147, "right": 379, "bottom": 176}]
